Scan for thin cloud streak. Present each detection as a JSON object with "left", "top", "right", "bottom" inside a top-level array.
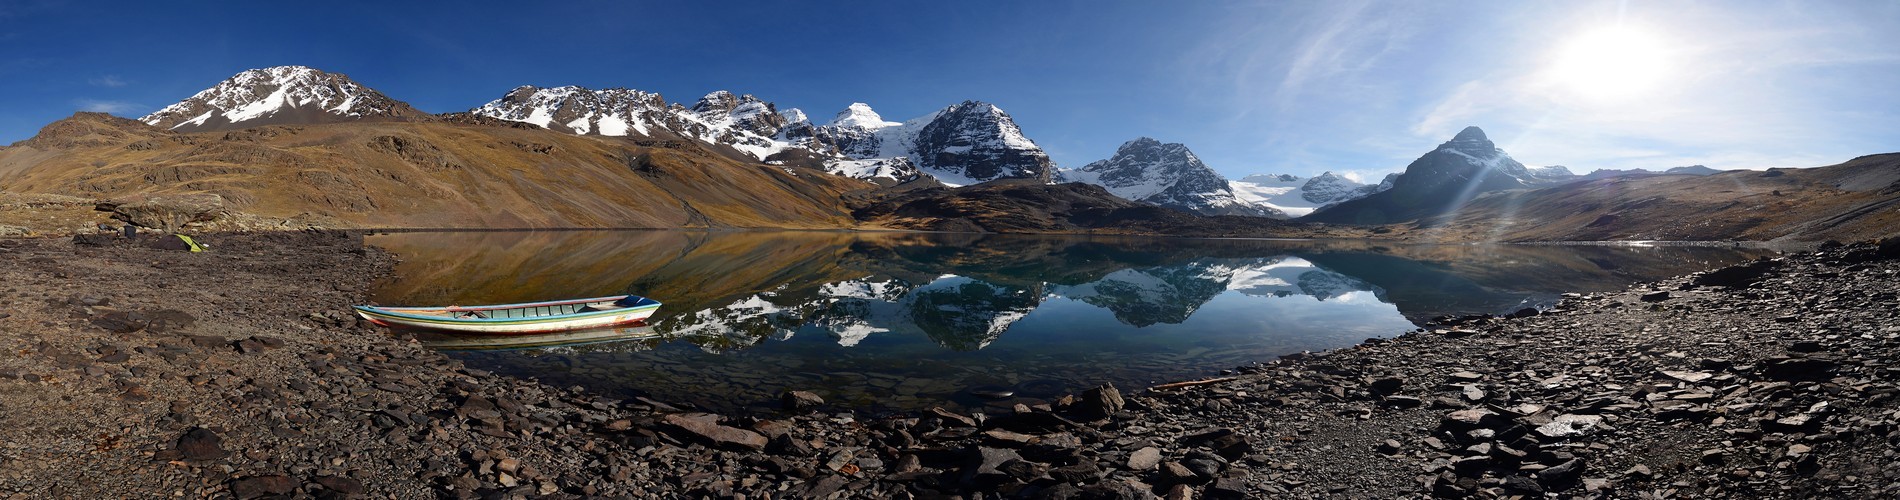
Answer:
[
  {"left": 74, "top": 99, "right": 141, "bottom": 114},
  {"left": 88, "top": 75, "right": 128, "bottom": 87}
]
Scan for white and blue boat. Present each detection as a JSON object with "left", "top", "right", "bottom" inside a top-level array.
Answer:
[{"left": 354, "top": 294, "right": 662, "bottom": 334}]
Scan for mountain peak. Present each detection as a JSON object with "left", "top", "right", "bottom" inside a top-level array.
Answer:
[
  {"left": 779, "top": 108, "right": 809, "bottom": 125},
  {"left": 1304, "top": 126, "right": 1535, "bottom": 224},
  {"left": 692, "top": 90, "right": 739, "bottom": 113},
  {"left": 139, "top": 65, "right": 423, "bottom": 132},
  {"left": 1451, "top": 126, "right": 1488, "bottom": 143},
  {"left": 1120, "top": 137, "right": 1163, "bottom": 151},
  {"left": 830, "top": 103, "right": 896, "bottom": 129},
  {"left": 1310, "top": 171, "right": 1347, "bottom": 182}
]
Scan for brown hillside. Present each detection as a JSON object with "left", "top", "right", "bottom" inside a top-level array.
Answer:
[
  {"left": 0, "top": 113, "right": 872, "bottom": 230},
  {"left": 1408, "top": 154, "right": 1900, "bottom": 242}
]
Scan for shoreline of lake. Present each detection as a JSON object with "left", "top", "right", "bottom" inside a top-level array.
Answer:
[{"left": 0, "top": 231, "right": 1894, "bottom": 498}]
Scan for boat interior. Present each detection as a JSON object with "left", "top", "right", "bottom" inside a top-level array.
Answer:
[{"left": 473, "top": 300, "right": 623, "bottom": 319}]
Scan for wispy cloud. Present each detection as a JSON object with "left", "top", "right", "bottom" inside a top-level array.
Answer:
[
  {"left": 1267, "top": 2, "right": 1420, "bottom": 114},
  {"left": 1177, "top": 2, "right": 1422, "bottom": 120},
  {"left": 88, "top": 75, "right": 128, "bottom": 87},
  {"left": 74, "top": 99, "right": 142, "bottom": 114}
]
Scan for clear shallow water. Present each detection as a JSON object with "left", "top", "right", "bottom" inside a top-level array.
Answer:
[{"left": 366, "top": 230, "right": 1775, "bottom": 413}]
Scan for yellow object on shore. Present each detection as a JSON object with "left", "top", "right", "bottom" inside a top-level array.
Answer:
[{"left": 176, "top": 234, "right": 203, "bottom": 252}]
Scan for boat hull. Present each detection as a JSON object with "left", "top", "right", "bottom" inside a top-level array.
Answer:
[
  {"left": 354, "top": 295, "right": 662, "bottom": 335},
  {"left": 416, "top": 325, "right": 662, "bottom": 351}
]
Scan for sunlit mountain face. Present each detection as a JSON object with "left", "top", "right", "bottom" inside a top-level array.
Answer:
[{"left": 367, "top": 230, "right": 1776, "bottom": 412}]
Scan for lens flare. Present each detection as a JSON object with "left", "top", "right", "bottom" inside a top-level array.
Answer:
[{"left": 1548, "top": 26, "right": 1670, "bottom": 101}]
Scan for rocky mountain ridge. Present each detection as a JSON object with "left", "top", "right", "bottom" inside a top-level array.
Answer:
[
  {"left": 471, "top": 86, "right": 1056, "bottom": 186},
  {"left": 1059, "top": 138, "right": 1279, "bottom": 217}
]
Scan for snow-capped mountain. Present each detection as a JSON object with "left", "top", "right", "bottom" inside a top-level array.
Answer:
[
  {"left": 1229, "top": 172, "right": 1391, "bottom": 217},
  {"left": 1059, "top": 138, "right": 1281, "bottom": 217},
  {"left": 1304, "top": 126, "right": 1542, "bottom": 224},
  {"left": 792, "top": 103, "right": 935, "bottom": 184},
  {"left": 795, "top": 101, "right": 1054, "bottom": 185},
  {"left": 471, "top": 85, "right": 669, "bottom": 136},
  {"left": 472, "top": 86, "right": 1056, "bottom": 186},
  {"left": 470, "top": 86, "right": 799, "bottom": 160},
  {"left": 140, "top": 66, "right": 425, "bottom": 132}
]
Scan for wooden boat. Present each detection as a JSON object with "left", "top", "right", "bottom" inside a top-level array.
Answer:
[
  {"left": 353, "top": 295, "right": 662, "bottom": 334},
  {"left": 415, "top": 325, "right": 662, "bottom": 351}
]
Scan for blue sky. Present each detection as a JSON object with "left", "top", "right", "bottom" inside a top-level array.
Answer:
[{"left": 2, "top": 1, "right": 1896, "bottom": 180}]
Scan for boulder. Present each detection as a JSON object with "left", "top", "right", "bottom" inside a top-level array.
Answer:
[
  {"left": 961, "top": 447, "right": 1025, "bottom": 485},
  {"left": 661, "top": 413, "right": 767, "bottom": 451},
  {"left": 1533, "top": 414, "right": 1607, "bottom": 439},
  {"left": 780, "top": 390, "right": 824, "bottom": 412},
  {"left": 100, "top": 193, "right": 228, "bottom": 231},
  {"left": 1127, "top": 446, "right": 1162, "bottom": 470},
  {"left": 175, "top": 427, "right": 225, "bottom": 461},
  {"left": 1692, "top": 260, "right": 1779, "bottom": 288},
  {"left": 1075, "top": 383, "right": 1125, "bottom": 420},
  {"left": 1760, "top": 356, "right": 1838, "bottom": 381}
]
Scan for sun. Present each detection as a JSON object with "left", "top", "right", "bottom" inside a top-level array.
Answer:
[{"left": 1547, "top": 26, "right": 1670, "bottom": 101}]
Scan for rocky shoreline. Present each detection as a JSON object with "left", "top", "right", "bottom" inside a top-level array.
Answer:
[{"left": 0, "top": 231, "right": 1895, "bottom": 498}]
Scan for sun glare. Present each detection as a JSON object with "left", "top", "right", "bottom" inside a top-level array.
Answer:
[{"left": 1548, "top": 26, "right": 1670, "bottom": 101}]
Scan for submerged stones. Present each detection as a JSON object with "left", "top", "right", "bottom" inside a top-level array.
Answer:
[{"left": 780, "top": 390, "right": 824, "bottom": 411}]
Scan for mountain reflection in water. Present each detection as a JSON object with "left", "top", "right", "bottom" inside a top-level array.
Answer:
[{"left": 368, "top": 231, "right": 1775, "bottom": 412}]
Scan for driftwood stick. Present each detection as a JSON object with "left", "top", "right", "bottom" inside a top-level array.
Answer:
[{"left": 1148, "top": 377, "right": 1239, "bottom": 391}]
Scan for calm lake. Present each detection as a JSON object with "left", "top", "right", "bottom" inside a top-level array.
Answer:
[{"left": 365, "top": 230, "right": 1775, "bottom": 413}]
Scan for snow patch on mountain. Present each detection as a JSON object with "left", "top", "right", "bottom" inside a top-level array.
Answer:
[
  {"left": 1229, "top": 171, "right": 1391, "bottom": 217},
  {"left": 829, "top": 103, "right": 899, "bottom": 129}
]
